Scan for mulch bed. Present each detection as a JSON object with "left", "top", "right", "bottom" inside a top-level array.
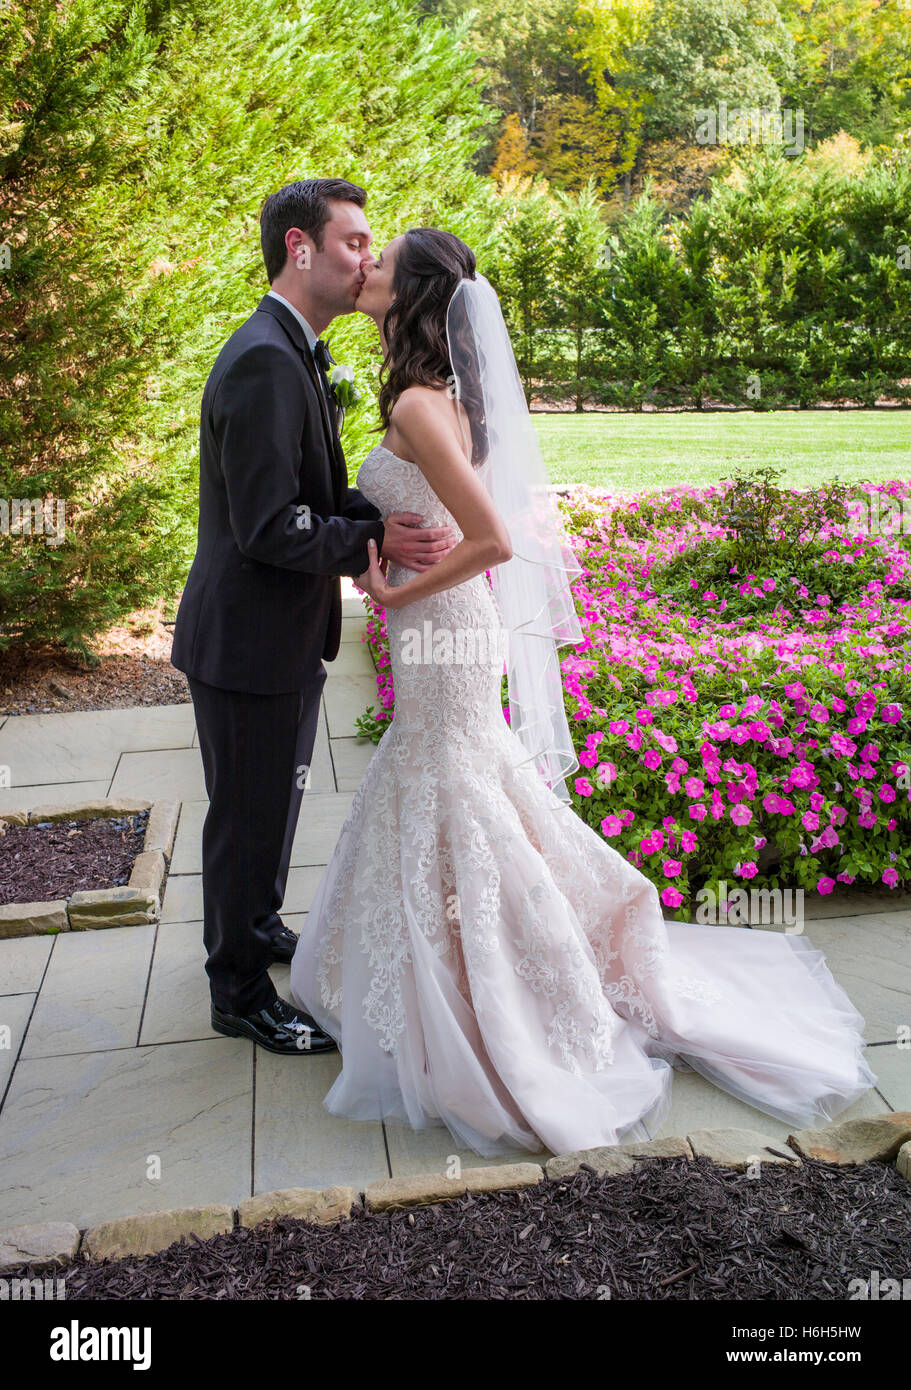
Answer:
[
  {"left": 0, "top": 811, "right": 149, "bottom": 905},
  {"left": 0, "top": 605, "right": 189, "bottom": 717},
  {"left": 27, "top": 1155, "right": 911, "bottom": 1300}
]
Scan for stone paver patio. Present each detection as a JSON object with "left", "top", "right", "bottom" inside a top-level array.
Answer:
[{"left": 0, "top": 583, "right": 909, "bottom": 1231}]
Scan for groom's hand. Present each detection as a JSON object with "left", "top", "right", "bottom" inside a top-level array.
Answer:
[{"left": 380, "top": 512, "right": 457, "bottom": 572}]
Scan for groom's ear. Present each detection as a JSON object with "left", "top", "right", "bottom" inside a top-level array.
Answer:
[{"left": 285, "top": 226, "right": 316, "bottom": 275}]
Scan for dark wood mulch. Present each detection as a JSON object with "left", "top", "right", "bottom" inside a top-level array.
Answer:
[
  {"left": 0, "top": 604, "right": 189, "bottom": 716},
  {"left": 25, "top": 1155, "right": 911, "bottom": 1301},
  {"left": 0, "top": 810, "right": 149, "bottom": 905}
]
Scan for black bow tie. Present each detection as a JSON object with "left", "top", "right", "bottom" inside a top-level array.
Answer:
[{"left": 313, "top": 338, "right": 333, "bottom": 374}]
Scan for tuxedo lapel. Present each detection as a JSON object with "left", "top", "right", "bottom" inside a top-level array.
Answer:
[
  {"left": 255, "top": 294, "right": 348, "bottom": 511},
  {"left": 299, "top": 345, "right": 349, "bottom": 509}
]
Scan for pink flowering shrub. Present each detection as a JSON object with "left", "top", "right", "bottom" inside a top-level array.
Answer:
[{"left": 357, "top": 479, "right": 911, "bottom": 916}]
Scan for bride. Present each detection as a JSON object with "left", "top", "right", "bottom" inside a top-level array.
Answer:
[{"left": 288, "top": 227, "right": 876, "bottom": 1158}]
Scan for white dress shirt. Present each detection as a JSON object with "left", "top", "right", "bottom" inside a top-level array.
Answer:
[{"left": 266, "top": 289, "right": 333, "bottom": 412}]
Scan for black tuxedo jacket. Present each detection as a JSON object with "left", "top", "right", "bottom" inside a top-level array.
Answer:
[{"left": 171, "top": 293, "right": 385, "bottom": 693}]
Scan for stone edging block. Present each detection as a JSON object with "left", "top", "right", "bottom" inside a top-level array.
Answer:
[
  {"left": 365, "top": 1162, "right": 546, "bottom": 1211},
  {"left": 81, "top": 1205, "right": 234, "bottom": 1262},
  {"left": 0, "top": 899, "right": 69, "bottom": 939},
  {"left": 0, "top": 1221, "right": 81, "bottom": 1270},
  {"left": 787, "top": 1112, "right": 911, "bottom": 1164},
  {"left": 237, "top": 1186, "right": 357, "bottom": 1228}
]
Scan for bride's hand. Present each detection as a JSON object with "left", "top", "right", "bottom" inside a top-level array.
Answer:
[{"left": 355, "top": 538, "right": 401, "bottom": 610}]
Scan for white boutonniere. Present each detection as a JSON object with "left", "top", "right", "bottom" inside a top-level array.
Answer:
[{"left": 327, "top": 363, "right": 360, "bottom": 432}]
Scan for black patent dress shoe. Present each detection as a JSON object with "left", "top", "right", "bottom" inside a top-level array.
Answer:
[
  {"left": 269, "top": 925, "right": 300, "bottom": 963},
  {"left": 211, "top": 996, "right": 337, "bottom": 1055}
]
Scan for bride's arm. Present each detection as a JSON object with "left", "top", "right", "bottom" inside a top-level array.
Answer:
[{"left": 357, "top": 389, "right": 512, "bottom": 611}]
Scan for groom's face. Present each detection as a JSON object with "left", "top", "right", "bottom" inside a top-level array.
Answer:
[{"left": 298, "top": 199, "right": 374, "bottom": 316}]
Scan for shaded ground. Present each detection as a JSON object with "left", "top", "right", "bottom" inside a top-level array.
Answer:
[
  {"left": 23, "top": 1156, "right": 911, "bottom": 1301},
  {"left": 0, "top": 605, "right": 189, "bottom": 716}
]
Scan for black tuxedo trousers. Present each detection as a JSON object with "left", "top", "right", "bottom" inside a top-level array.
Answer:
[{"left": 188, "top": 667, "right": 326, "bottom": 1015}]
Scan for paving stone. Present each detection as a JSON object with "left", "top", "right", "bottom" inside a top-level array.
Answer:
[
  {"left": 0, "top": 934, "right": 54, "bottom": 994},
  {"left": 0, "top": 900, "right": 68, "bottom": 938},
  {"left": 169, "top": 794, "right": 353, "bottom": 875},
  {"left": 340, "top": 616, "right": 368, "bottom": 643},
  {"left": 237, "top": 1186, "right": 357, "bottom": 1229},
  {"left": 0, "top": 781, "right": 109, "bottom": 817},
  {"left": 687, "top": 1127, "right": 801, "bottom": 1169},
  {"left": 82, "top": 1205, "right": 234, "bottom": 1261},
  {"left": 252, "top": 1048, "right": 388, "bottom": 1194},
  {"left": 0, "top": 1038, "right": 253, "bottom": 1229},
  {"left": 865, "top": 1043, "right": 911, "bottom": 1111},
  {"left": 0, "top": 705, "right": 196, "bottom": 785},
  {"left": 0, "top": 993, "right": 36, "bottom": 1091},
  {"left": 330, "top": 736, "right": 376, "bottom": 792},
  {"left": 383, "top": 1118, "right": 547, "bottom": 1180},
  {"left": 108, "top": 747, "right": 206, "bottom": 803},
  {"left": 325, "top": 642, "right": 376, "bottom": 677},
  {"left": 161, "top": 866, "right": 324, "bottom": 925},
  {"left": 324, "top": 675, "right": 382, "bottom": 739},
  {"left": 801, "top": 913, "right": 911, "bottom": 1043},
  {"left": 788, "top": 1111, "right": 911, "bottom": 1164},
  {"left": 0, "top": 1221, "right": 81, "bottom": 1270},
  {"left": 365, "top": 1162, "right": 545, "bottom": 1211},
  {"left": 21, "top": 925, "right": 154, "bottom": 1058}
]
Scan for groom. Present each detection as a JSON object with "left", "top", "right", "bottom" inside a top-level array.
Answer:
[{"left": 171, "top": 177, "right": 456, "bottom": 1055}]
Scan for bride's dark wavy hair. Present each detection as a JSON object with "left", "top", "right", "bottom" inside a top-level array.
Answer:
[{"left": 375, "top": 227, "right": 488, "bottom": 467}]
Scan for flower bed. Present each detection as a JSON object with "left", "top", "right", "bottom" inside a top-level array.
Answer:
[{"left": 356, "top": 477, "right": 911, "bottom": 918}]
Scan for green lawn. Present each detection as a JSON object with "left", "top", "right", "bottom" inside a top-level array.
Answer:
[{"left": 531, "top": 410, "right": 910, "bottom": 492}]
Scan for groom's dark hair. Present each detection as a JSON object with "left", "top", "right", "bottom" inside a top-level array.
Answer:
[{"left": 259, "top": 178, "right": 367, "bottom": 282}]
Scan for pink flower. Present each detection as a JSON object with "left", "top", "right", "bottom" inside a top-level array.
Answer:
[
  {"left": 882, "top": 867, "right": 899, "bottom": 887},
  {"left": 735, "top": 861, "right": 758, "bottom": 879},
  {"left": 684, "top": 777, "right": 705, "bottom": 797},
  {"left": 663, "top": 859, "right": 683, "bottom": 877},
  {"left": 730, "top": 804, "right": 752, "bottom": 826},
  {"left": 816, "top": 877, "right": 836, "bottom": 895},
  {"left": 579, "top": 748, "right": 598, "bottom": 768},
  {"left": 661, "top": 886, "right": 684, "bottom": 907},
  {"left": 596, "top": 761, "right": 618, "bottom": 786},
  {"left": 600, "top": 815, "right": 623, "bottom": 837},
  {"left": 878, "top": 784, "right": 896, "bottom": 803},
  {"left": 574, "top": 777, "right": 594, "bottom": 797},
  {"left": 609, "top": 720, "right": 629, "bottom": 735},
  {"left": 881, "top": 704, "right": 902, "bottom": 724},
  {"left": 801, "top": 811, "right": 819, "bottom": 832},
  {"left": 688, "top": 803, "right": 707, "bottom": 821},
  {"left": 642, "top": 749, "right": 662, "bottom": 770},
  {"left": 680, "top": 830, "right": 698, "bottom": 852}
]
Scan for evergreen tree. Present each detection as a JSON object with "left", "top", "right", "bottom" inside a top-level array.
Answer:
[{"left": 0, "top": 0, "right": 499, "bottom": 657}]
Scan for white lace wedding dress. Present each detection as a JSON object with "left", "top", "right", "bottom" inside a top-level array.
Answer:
[{"left": 288, "top": 444, "right": 876, "bottom": 1157}]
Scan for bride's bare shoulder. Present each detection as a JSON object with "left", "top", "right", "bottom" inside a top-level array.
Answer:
[{"left": 389, "top": 384, "right": 465, "bottom": 458}]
